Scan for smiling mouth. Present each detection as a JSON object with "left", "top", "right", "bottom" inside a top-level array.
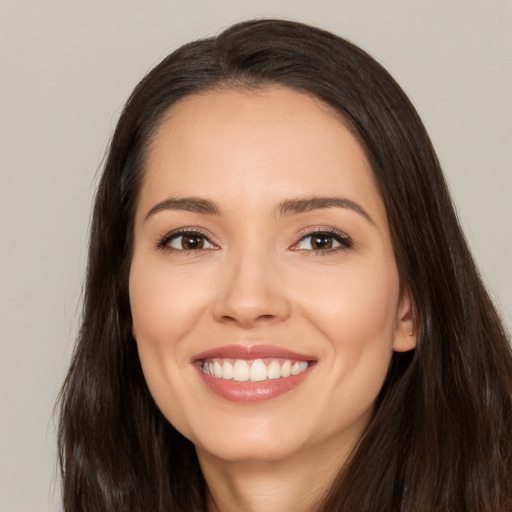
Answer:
[
  {"left": 200, "top": 358, "right": 311, "bottom": 381},
  {"left": 193, "top": 345, "right": 316, "bottom": 403}
]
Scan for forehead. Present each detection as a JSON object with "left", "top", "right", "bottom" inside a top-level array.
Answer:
[{"left": 139, "top": 86, "right": 386, "bottom": 227}]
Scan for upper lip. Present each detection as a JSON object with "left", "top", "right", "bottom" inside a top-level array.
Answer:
[{"left": 193, "top": 344, "right": 315, "bottom": 362}]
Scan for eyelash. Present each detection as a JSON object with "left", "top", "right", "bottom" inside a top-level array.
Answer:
[
  {"left": 156, "top": 227, "right": 353, "bottom": 255},
  {"left": 157, "top": 227, "right": 218, "bottom": 254},
  {"left": 292, "top": 227, "right": 353, "bottom": 256}
]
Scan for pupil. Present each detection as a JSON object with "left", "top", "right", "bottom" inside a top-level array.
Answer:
[
  {"left": 182, "top": 235, "right": 203, "bottom": 250},
  {"left": 312, "top": 234, "right": 332, "bottom": 250}
]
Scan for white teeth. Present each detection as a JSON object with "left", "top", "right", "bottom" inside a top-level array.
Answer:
[
  {"left": 201, "top": 358, "right": 310, "bottom": 381},
  {"left": 291, "top": 361, "right": 308, "bottom": 375},
  {"left": 233, "top": 360, "right": 250, "bottom": 381},
  {"left": 249, "top": 360, "right": 267, "bottom": 381},
  {"left": 221, "top": 361, "right": 234, "bottom": 379},
  {"left": 281, "top": 360, "right": 291, "bottom": 378},
  {"left": 267, "top": 360, "right": 281, "bottom": 379},
  {"left": 213, "top": 360, "right": 223, "bottom": 378}
]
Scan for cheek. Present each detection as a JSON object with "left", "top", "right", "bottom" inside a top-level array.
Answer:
[
  {"left": 128, "top": 260, "right": 207, "bottom": 416},
  {"left": 298, "top": 259, "right": 400, "bottom": 405},
  {"left": 309, "top": 263, "right": 400, "bottom": 410},
  {"left": 128, "top": 260, "right": 207, "bottom": 431},
  {"left": 129, "top": 259, "right": 208, "bottom": 348},
  {"left": 129, "top": 264, "right": 177, "bottom": 390},
  {"left": 130, "top": 268, "right": 172, "bottom": 347},
  {"left": 299, "top": 260, "right": 400, "bottom": 345}
]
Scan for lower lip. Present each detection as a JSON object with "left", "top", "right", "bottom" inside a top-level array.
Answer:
[{"left": 196, "top": 366, "right": 312, "bottom": 403}]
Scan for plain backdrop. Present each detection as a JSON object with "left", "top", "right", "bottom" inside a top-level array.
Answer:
[{"left": 1, "top": 1, "right": 510, "bottom": 510}]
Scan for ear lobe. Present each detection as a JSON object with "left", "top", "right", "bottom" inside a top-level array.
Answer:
[{"left": 393, "top": 290, "right": 416, "bottom": 353}]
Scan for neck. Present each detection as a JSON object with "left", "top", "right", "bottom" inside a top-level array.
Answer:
[{"left": 197, "top": 440, "right": 353, "bottom": 512}]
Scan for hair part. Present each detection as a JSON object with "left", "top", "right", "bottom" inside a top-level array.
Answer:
[{"left": 58, "top": 18, "right": 512, "bottom": 512}]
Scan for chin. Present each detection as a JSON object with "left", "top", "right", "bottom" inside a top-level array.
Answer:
[{"left": 194, "top": 427, "right": 305, "bottom": 464}]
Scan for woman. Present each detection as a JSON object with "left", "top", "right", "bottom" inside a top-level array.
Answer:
[{"left": 58, "top": 19, "right": 512, "bottom": 511}]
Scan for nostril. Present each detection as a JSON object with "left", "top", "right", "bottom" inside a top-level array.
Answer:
[
  {"left": 218, "top": 311, "right": 284, "bottom": 329},
  {"left": 212, "top": 273, "right": 291, "bottom": 327}
]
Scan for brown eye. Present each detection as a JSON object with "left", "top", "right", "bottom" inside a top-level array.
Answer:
[
  {"left": 165, "top": 232, "right": 216, "bottom": 251},
  {"left": 311, "top": 234, "right": 334, "bottom": 250},
  {"left": 294, "top": 230, "right": 352, "bottom": 252},
  {"left": 181, "top": 234, "right": 204, "bottom": 250}
]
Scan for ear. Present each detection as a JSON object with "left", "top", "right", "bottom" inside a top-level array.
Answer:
[{"left": 393, "top": 289, "right": 416, "bottom": 352}]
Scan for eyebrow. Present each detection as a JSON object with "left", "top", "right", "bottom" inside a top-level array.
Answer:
[
  {"left": 145, "top": 197, "right": 221, "bottom": 220},
  {"left": 276, "top": 196, "right": 375, "bottom": 225},
  {"left": 145, "top": 195, "right": 374, "bottom": 225}
]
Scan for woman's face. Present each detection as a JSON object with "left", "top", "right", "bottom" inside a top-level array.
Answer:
[{"left": 129, "top": 87, "right": 415, "bottom": 466}]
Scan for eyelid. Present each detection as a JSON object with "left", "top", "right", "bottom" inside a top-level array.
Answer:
[
  {"left": 156, "top": 226, "right": 219, "bottom": 251},
  {"left": 290, "top": 226, "right": 353, "bottom": 252}
]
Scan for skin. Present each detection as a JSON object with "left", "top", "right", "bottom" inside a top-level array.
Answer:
[{"left": 129, "top": 87, "right": 416, "bottom": 512}]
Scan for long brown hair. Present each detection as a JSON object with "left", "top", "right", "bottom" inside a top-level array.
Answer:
[{"left": 58, "top": 19, "right": 512, "bottom": 511}]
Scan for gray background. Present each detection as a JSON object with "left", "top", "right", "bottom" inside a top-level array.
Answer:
[{"left": 1, "top": 1, "right": 510, "bottom": 510}]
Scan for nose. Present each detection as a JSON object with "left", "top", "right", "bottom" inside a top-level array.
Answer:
[{"left": 212, "top": 251, "right": 291, "bottom": 328}]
